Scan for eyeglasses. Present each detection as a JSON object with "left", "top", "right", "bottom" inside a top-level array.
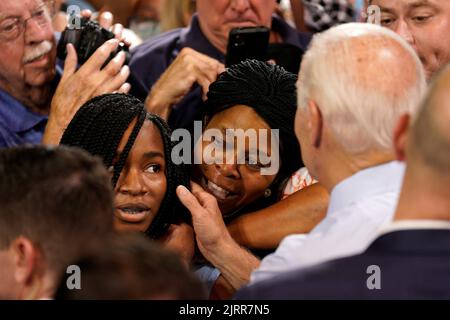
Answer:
[{"left": 0, "top": 0, "right": 55, "bottom": 41}]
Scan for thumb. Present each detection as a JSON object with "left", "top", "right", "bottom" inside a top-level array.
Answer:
[
  {"left": 62, "top": 43, "right": 78, "bottom": 79},
  {"left": 176, "top": 185, "right": 204, "bottom": 218}
]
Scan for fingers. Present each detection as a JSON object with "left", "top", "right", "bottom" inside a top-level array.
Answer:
[
  {"left": 81, "top": 38, "right": 120, "bottom": 71},
  {"left": 111, "top": 23, "right": 124, "bottom": 41},
  {"left": 98, "top": 11, "right": 114, "bottom": 30},
  {"left": 80, "top": 9, "right": 93, "bottom": 19},
  {"left": 116, "top": 82, "right": 131, "bottom": 94},
  {"left": 62, "top": 44, "right": 78, "bottom": 79},
  {"left": 190, "top": 182, "right": 219, "bottom": 210},
  {"left": 100, "top": 65, "right": 130, "bottom": 94},
  {"left": 176, "top": 185, "right": 204, "bottom": 216},
  {"left": 102, "top": 51, "right": 127, "bottom": 77}
]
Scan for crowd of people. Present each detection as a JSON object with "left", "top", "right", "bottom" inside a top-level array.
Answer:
[{"left": 0, "top": 0, "right": 449, "bottom": 300}]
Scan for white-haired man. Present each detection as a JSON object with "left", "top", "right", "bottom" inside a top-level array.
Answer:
[
  {"left": 177, "top": 22, "right": 427, "bottom": 294},
  {"left": 0, "top": 0, "right": 130, "bottom": 147},
  {"left": 250, "top": 22, "right": 427, "bottom": 283},
  {"left": 235, "top": 62, "right": 450, "bottom": 300}
]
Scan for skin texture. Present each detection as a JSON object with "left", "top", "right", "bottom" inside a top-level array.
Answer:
[
  {"left": 393, "top": 65, "right": 450, "bottom": 222},
  {"left": 371, "top": 0, "right": 450, "bottom": 79},
  {"left": 0, "top": 237, "right": 55, "bottom": 299},
  {"left": 196, "top": 105, "right": 278, "bottom": 216},
  {"left": 295, "top": 34, "right": 419, "bottom": 191},
  {"left": 196, "top": 0, "right": 277, "bottom": 54},
  {"left": 0, "top": 0, "right": 57, "bottom": 112},
  {"left": 114, "top": 120, "right": 167, "bottom": 233},
  {"left": 146, "top": 0, "right": 279, "bottom": 118}
]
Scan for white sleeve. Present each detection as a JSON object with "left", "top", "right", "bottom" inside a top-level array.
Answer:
[{"left": 249, "top": 233, "right": 308, "bottom": 284}]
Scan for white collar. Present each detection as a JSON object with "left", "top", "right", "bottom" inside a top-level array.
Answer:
[{"left": 327, "top": 161, "right": 405, "bottom": 214}]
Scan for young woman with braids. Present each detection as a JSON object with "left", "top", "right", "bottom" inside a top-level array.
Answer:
[{"left": 59, "top": 93, "right": 193, "bottom": 261}]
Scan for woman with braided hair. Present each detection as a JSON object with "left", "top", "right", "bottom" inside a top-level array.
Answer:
[
  {"left": 180, "top": 60, "right": 329, "bottom": 298},
  {"left": 60, "top": 93, "right": 190, "bottom": 240}
]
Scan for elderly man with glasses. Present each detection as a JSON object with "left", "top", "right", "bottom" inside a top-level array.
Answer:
[{"left": 0, "top": 0, "right": 130, "bottom": 148}]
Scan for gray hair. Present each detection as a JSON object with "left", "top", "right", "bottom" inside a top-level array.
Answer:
[{"left": 297, "top": 23, "right": 427, "bottom": 154}]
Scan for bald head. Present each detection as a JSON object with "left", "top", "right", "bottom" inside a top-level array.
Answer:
[
  {"left": 410, "top": 64, "right": 450, "bottom": 175},
  {"left": 297, "top": 23, "right": 426, "bottom": 154}
]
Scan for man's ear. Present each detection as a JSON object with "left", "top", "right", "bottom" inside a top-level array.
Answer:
[
  {"left": 11, "top": 237, "right": 38, "bottom": 286},
  {"left": 307, "top": 100, "right": 323, "bottom": 148},
  {"left": 393, "top": 114, "right": 410, "bottom": 162}
]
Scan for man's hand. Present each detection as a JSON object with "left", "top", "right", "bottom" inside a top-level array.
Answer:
[
  {"left": 43, "top": 40, "right": 130, "bottom": 145},
  {"left": 176, "top": 183, "right": 260, "bottom": 291},
  {"left": 146, "top": 48, "right": 225, "bottom": 120},
  {"left": 176, "top": 183, "right": 232, "bottom": 257},
  {"left": 160, "top": 222, "right": 196, "bottom": 267}
]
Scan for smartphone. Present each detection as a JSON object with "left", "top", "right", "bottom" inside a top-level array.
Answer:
[{"left": 225, "top": 26, "right": 270, "bottom": 67}]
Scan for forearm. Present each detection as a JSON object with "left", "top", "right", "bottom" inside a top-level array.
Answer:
[
  {"left": 205, "top": 239, "right": 260, "bottom": 291},
  {"left": 227, "top": 183, "right": 329, "bottom": 250}
]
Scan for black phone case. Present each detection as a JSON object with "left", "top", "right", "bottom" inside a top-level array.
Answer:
[{"left": 225, "top": 26, "right": 270, "bottom": 67}]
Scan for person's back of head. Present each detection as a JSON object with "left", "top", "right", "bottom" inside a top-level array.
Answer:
[
  {"left": 54, "top": 233, "right": 206, "bottom": 300},
  {"left": 0, "top": 145, "right": 114, "bottom": 299},
  {"left": 296, "top": 23, "right": 427, "bottom": 188},
  {"left": 395, "top": 63, "right": 450, "bottom": 220}
]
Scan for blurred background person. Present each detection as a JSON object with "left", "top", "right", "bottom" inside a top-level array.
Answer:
[
  {"left": 0, "top": 146, "right": 114, "bottom": 299},
  {"left": 160, "top": 0, "right": 196, "bottom": 32},
  {"left": 55, "top": 234, "right": 206, "bottom": 300}
]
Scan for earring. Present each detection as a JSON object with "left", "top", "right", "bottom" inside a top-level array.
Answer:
[{"left": 264, "top": 188, "right": 272, "bottom": 198}]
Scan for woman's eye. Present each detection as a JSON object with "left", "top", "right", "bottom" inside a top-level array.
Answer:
[
  {"left": 245, "top": 156, "right": 270, "bottom": 171},
  {"left": 145, "top": 164, "right": 161, "bottom": 173}
]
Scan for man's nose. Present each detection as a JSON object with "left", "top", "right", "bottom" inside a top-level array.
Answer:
[
  {"left": 24, "top": 17, "right": 52, "bottom": 45},
  {"left": 395, "top": 20, "right": 415, "bottom": 47},
  {"left": 230, "top": 0, "right": 251, "bottom": 14}
]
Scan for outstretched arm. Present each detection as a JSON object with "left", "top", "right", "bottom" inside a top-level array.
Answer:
[{"left": 227, "top": 183, "right": 328, "bottom": 250}]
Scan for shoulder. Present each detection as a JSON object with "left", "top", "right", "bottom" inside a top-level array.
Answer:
[
  {"left": 236, "top": 256, "right": 368, "bottom": 299},
  {"left": 129, "top": 29, "right": 185, "bottom": 98},
  {"left": 130, "top": 28, "right": 183, "bottom": 64}
]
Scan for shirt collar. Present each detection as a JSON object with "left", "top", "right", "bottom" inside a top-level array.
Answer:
[
  {"left": 0, "top": 89, "right": 48, "bottom": 133},
  {"left": 327, "top": 161, "right": 406, "bottom": 214}
]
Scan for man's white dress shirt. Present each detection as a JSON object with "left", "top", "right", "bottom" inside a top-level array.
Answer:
[{"left": 250, "top": 161, "right": 405, "bottom": 283}]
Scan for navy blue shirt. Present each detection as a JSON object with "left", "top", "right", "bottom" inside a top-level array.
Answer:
[
  {"left": 129, "top": 14, "right": 311, "bottom": 130},
  {"left": 0, "top": 90, "right": 48, "bottom": 148},
  {"left": 0, "top": 62, "right": 62, "bottom": 148}
]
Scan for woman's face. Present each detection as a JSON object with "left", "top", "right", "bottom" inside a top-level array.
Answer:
[
  {"left": 196, "top": 105, "right": 278, "bottom": 216},
  {"left": 113, "top": 120, "right": 167, "bottom": 233}
]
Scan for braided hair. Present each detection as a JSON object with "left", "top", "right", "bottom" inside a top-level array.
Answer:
[
  {"left": 204, "top": 60, "right": 303, "bottom": 214},
  {"left": 60, "top": 93, "right": 190, "bottom": 239}
]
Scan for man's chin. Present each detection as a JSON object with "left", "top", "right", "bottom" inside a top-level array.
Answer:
[{"left": 24, "top": 68, "right": 57, "bottom": 87}]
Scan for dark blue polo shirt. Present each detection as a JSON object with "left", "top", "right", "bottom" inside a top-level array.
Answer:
[
  {"left": 0, "top": 90, "right": 48, "bottom": 148},
  {"left": 0, "top": 63, "right": 62, "bottom": 148},
  {"left": 129, "top": 14, "right": 311, "bottom": 131}
]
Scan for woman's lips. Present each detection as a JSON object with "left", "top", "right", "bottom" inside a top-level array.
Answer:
[{"left": 115, "top": 204, "right": 151, "bottom": 224}]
